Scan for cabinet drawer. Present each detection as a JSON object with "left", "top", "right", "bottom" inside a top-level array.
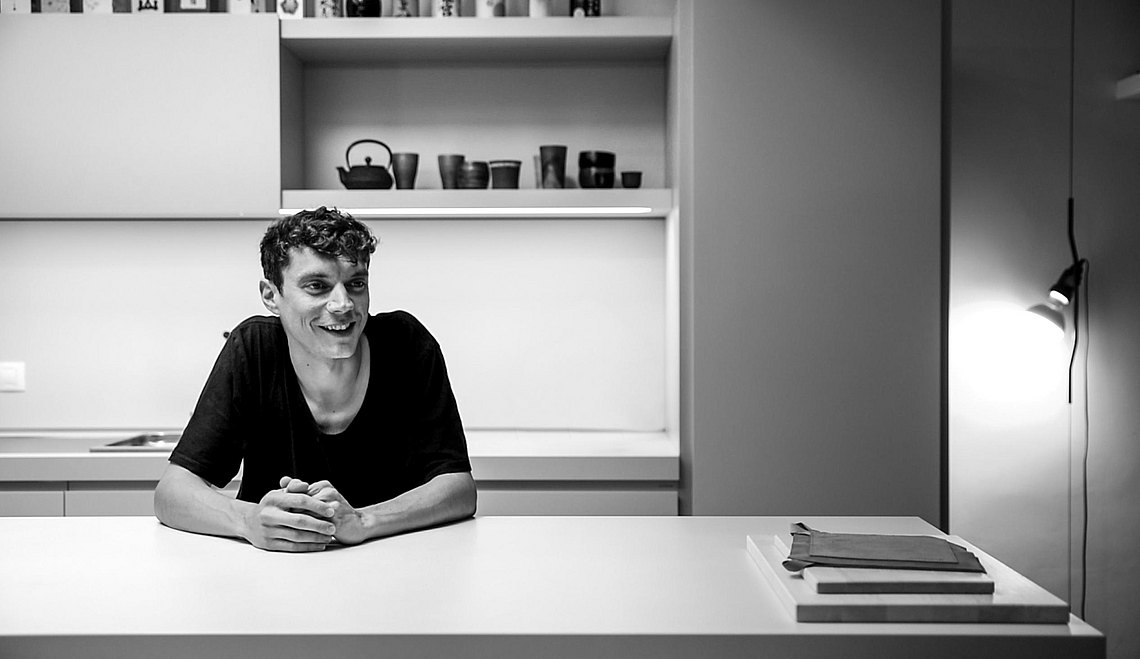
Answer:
[
  {"left": 0, "top": 483, "right": 65, "bottom": 517},
  {"left": 64, "top": 482, "right": 238, "bottom": 517},
  {"left": 476, "top": 485, "right": 677, "bottom": 516}
]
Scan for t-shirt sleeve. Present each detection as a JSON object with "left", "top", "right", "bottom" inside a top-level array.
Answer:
[
  {"left": 169, "top": 332, "right": 248, "bottom": 489},
  {"left": 407, "top": 319, "right": 472, "bottom": 483}
]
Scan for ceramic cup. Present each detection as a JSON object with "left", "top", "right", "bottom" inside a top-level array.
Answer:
[
  {"left": 438, "top": 154, "right": 465, "bottom": 189},
  {"left": 458, "top": 161, "right": 490, "bottom": 189},
  {"left": 392, "top": 152, "right": 419, "bottom": 189},
  {"left": 579, "top": 166, "right": 614, "bottom": 189},
  {"left": 539, "top": 145, "right": 568, "bottom": 189},
  {"left": 490, "top": 160, "right": 522, "bottom": 188},
  {"left": 620, "top": 170, "right": 642, "bottom": 189}
]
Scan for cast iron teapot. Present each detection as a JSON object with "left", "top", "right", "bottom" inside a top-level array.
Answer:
[{"left": 337, "top": 139, "right": 394, "bottom": 189}]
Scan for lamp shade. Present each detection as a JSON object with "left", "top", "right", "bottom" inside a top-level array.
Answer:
[{"left": 1049, "top": 263, "right": 1083, "bottom": 305}]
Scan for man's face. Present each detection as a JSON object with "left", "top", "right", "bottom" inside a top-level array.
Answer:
[{"left": 261, "top": 247, "right": 370, "bottom": 362}]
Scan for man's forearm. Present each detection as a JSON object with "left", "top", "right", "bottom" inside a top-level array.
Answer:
[
  {"left": 154, "top": 463, "right": 252, "bottom": 540},
  {"left": 355, "top": 472, "right": 477, "bottom": 542}
]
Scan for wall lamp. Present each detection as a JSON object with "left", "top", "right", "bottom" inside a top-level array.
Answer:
[{"left": 1027, "top": 257, "right": 1087, "bottom": 334}]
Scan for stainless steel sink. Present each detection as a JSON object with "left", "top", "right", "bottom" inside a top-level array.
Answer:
[{"left": 90, "top": 432, "right": 181, "bottom": 452}]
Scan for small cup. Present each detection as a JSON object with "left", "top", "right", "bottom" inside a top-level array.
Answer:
[
  {"left": 620, "top": 171, "right": 642, "bottom": 189},
  {"left": 580, "top": 167, "right": 614, "bottom": 189},
  {"left": 438, "top": 154, "right": 465, "bottom": 189},
  {"left": 539, "top": 145, "right": 568, "bottom": 189},
  {"left": 490, "top": 160, "right": 522, "bottom": 189},
  {"left": 458, "top": 161, "right": 490, "bottom": 189},
  {"left": 392, "top": 152, "right": 419, "bottom": 190}
]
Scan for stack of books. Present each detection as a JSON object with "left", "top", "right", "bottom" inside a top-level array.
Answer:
[{"left": 746, "top": 523, "right": 1070, "bottom": 623}]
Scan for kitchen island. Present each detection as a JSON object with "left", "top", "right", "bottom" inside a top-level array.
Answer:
[
  {"left": 0, "top": 430, "right": 679, "bottom": 517},
  {"left": 0, "top": 516, "right": 1103, "bottom": 658}
]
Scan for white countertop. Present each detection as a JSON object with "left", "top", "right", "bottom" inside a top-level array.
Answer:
[
  {"left": 0, "top": 430, "right": 678, "bottom": 483},
  {"left": 0, "top": 515, "right": 1102, "bottom": 659}
]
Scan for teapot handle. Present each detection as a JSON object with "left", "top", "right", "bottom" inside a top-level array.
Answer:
[{"left": 345, "top": 139, "right": 393, "bottom": 169}]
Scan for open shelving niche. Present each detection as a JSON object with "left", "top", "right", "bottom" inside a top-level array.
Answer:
[{"left": 277, "top": 16, "right": 681, "bottom": 489}]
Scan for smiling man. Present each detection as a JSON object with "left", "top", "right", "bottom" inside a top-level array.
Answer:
[{"left": 154, "top": 207, "right": 476, "bottom": 552}]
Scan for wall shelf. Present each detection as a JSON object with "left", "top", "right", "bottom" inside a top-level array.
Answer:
[
  {"left": 1115, "top": 72, "right": 1140, "bottom": 100},
  {"left": 281, "top": 188, "right": 674, "bottom": 218},
  {"left": 280, "top": 16, "right": 673, "bottom": 64}
]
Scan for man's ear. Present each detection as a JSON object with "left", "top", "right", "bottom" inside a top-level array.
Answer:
[{"left": 259, "top": 279, "right": 281, "bottom": 315}]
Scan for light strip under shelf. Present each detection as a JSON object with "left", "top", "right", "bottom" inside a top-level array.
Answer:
[{"left": 278, "top": 206, "right": 655, "bottom": 217}]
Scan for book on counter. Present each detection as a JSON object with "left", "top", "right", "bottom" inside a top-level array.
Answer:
[{"left": 773, "top": 533, "right": 994, "bottom": 595}]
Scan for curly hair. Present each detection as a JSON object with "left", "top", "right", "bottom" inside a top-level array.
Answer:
[{"left": 260, "top": 207, "right": 377, "bottom": 289}]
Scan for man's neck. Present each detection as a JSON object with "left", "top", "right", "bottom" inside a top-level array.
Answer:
[{"left": 288, "top": 335, "right": 370, "bottom": 407}]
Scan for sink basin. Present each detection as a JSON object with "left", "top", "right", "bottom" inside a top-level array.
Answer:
[{"left": 90, "top": 433, "right": 181, "bottom": 452}]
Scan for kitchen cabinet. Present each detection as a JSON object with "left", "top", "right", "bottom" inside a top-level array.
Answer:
[
  {"left": 64, "top": 482, "right": 158, "bottom": 517},
  {"left": 64, "top": 481, "right": 239, "bottom": 516},
  {"left": 0, "top": 15, "right": 280, "bottom": 219},
  {"left": 0, "top": 483, "right": 64, "bottom": 517},
  {"left": 477, "top": 486, "right": 676, "bottom": 515},
  {"left": 54, "top": 482, "right": 674, "bottom": 516}
]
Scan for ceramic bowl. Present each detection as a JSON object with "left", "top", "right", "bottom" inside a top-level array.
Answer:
[
  {"left": 578, "top": 150, "right": 616, "bottom": 169},
  {"left": 579, "top": 166, "right": 615, "bottom": 189}
]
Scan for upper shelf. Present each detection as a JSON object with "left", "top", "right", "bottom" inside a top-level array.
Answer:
[
  {"left": 279, "top": 16, "right": 673, "bottom": 64},
  {"left": 281, "top": 188, "right": 674, "bottom": 218}
]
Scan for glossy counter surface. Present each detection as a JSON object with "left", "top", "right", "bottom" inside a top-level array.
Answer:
[{"left": 0, "top": 516, "right": 1103, "bottom": 659}]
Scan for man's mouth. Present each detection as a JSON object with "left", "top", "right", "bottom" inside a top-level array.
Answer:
[{"left": 318, "top": 321, "right": 354, "bottom": 335}]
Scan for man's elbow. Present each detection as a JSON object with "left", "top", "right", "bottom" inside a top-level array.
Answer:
[
  {"left": 153, "top": 470, "right": 177, "bottom": 524},
  {"left": 452, "top": 472, "right": 478, "bottom": 519}
]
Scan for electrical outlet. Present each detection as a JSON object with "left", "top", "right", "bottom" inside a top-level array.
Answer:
[{"left": 0, "top": 362, "right": 26, "bottom": 392}]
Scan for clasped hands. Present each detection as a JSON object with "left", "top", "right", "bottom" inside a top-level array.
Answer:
[{"left": 243, "top": 476, "right": 367, "bottom": 552}]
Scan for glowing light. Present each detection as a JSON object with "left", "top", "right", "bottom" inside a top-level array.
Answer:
[{"left": 951, "top": 302, "right": 1067, "bottom": 418}]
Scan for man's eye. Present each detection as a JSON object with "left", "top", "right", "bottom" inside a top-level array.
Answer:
[
  {"left": 304, "top": 282, "right": 328, "bottom": 293},
  {"left": 348, "top": 280, "right": 368, "bottom": 290}
]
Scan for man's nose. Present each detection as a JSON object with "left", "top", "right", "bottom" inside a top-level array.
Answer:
[{"left": 327, "top": 283, "right": 354, "bottom": 312}]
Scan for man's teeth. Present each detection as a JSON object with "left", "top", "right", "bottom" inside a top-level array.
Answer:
[{"left": 323, "top": 323, "right": 350, "bottom": 331}]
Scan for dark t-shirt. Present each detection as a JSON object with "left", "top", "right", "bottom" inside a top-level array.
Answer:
[{"left": 169, "top": 311, "right": 471, "bottom": 507}]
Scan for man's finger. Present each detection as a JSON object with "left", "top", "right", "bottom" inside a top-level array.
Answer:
[
  {"left": 270, "top": 522, "right": 336, "bottom": 544},
  {"left": 271, "top": 491, "right": 335, "bottom": 517},
  {"left": 278, "top": 507, "right": 337, "bottom": 534},
  {"left": 307, "top": 480, "right": 333, "bottom": 495}
]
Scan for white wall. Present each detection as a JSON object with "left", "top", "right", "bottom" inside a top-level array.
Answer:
[
  {"left": 949, "top": 1, "right": 1140, "bottom": 656},
  {"left": 0, "top": 219, "right": 666, "bottom": 432},
  {"left": 679, "top": 0, "right": 943, "bottom": 520}
]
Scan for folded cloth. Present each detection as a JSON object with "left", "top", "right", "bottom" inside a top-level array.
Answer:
[{"left": 782, "top": 522, "right": 985, "bottom": 573}]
